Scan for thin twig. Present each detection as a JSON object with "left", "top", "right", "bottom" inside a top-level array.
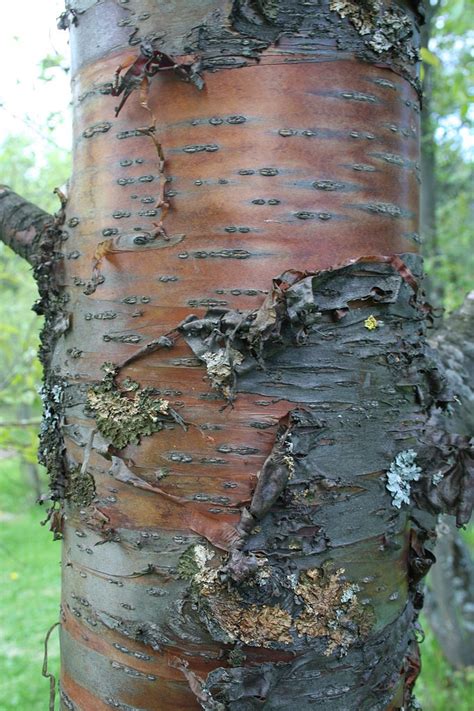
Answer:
[
  {"left": 0, "top": 419, "right": 41, "bottom": 427},
  {"left": 42, "top": 621, "right": 60, "bottom": 711}
]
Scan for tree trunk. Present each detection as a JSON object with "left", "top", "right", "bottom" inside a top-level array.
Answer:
[
  {"left": 419, "top": 1, "right": 442, "bottom": 304},
  {"left": 424, "top": 292, "right": 474, "bottom": 668},
  {"left": 1, "top": 2, "right": 472, "bottom": 710}
]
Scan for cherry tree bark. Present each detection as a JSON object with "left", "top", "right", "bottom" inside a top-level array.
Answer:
[{"left": 1, "top": 2, "right": 472, "bottom": 710}]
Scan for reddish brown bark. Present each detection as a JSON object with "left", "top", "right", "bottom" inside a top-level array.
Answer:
[
  {"left": 2, "top": 2, "right": 472, "bottom": 710},
  {"left": 59, "top": 13, "right": 425, "bottom": 706}
]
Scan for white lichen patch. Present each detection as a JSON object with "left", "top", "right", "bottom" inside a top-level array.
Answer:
[
  {"left": 194, "top": 543, "right": 215, "bottom": 569},
  {"left": 201, "top": 347, "right": 243, "bottom": 399},
  {"left": 340, "top": 583, "right": 361, "bottom": 604},
  {"left": 330, "top": 0, "right": 377, "bottom": 35},
  {"left": 330, "top": 0, "right": 415, "bottom": 59},
  {"left": 386, "top": 449, "right": 422, "bottom": 508}
]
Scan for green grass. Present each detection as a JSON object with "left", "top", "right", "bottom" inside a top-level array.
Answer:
[
  {"left": 416, "top": 615, "right": 474, "bottom": 710},
  {"left": 0, "top": 457, "right": 472, "bottom": 710},
  {"left": 0, "top": 457, "right": 61, "bottom": 711}
]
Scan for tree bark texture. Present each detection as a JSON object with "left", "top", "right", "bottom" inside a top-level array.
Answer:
[
  {"left": 3, "top": 1, "right": 473, "bottom": 710},
  {"left": 423, "top": 293, "right": 474, "bottom": 669}
]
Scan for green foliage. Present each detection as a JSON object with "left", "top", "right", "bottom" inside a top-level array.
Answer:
[
  {"left": 0, "top": 239, "right": 42, "bottom": 462},
  {"left": 422, "top": 0, "right": 474, "bottom": 311},
  {"left": 429, "top": 0, "right": 473, "bottom": 132},
  {"left": 425, "top": 142, "right": 474, "bottom": 311},
  {"left": 38, "top": 53, "right": 69, "bottom": 83},
  {"left": 0, "top": 133, "right": 70, "bottom": 463},
  {"left": 0, "top": 133, "right": 71, "bottom": 213}
]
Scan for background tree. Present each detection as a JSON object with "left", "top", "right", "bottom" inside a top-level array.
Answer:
[
  {"left": 0, "top": 1, "right": 472, "bottom": 710},
  {"left": 418, "top": 0, "right": 474, "bottom": 669}
]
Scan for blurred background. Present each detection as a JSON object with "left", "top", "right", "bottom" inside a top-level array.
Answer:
[{"left": 0, "top": 1, "right": 472, "bottom": 708}]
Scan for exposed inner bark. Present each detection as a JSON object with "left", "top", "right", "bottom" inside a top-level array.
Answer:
[{"left": 1, "top": 2, "right": 472, "bottom": 710}]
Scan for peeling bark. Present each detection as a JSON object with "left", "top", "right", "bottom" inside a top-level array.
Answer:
[{"left": 1, "top": 1, "right": 473, "bottom": 710}]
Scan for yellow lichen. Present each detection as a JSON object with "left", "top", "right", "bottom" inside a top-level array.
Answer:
[
  {"left": 364, "top": 314, "right": 379, "bottom": 330},
  {"left": 294, "top": 567, "right": 367, "bottom": 655},
  {"left": 283, "top": 454, "right": 296, "bottom": 477},
  {"left": 213, "top": 599, "right": 293, "bottom": 647},
  {"left": 187, "top": 546, "right": 373, "bottom": 654}
]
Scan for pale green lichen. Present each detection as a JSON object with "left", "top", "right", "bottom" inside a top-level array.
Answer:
[
  {"left": 386, "top": 449, "right": 422, "bottom": 508},
  {"left": 177, "top": 546, "right": 203, "bottom": 580},
  {"left": 228, "top": 647, "right": 247, "bottom": 667},
  {"left": 87, "top": 362, "right": 184, "bottom": 449}
]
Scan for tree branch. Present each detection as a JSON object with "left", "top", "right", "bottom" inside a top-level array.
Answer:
[
  {"left": 0, "top": 185, "right": 53, "bottom": 263},
  {"left": 431, "top": 291, "right": 474, "bottom": 436}
]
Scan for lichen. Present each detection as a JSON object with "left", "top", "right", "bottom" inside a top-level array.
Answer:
[
  {"left": 228, "top": 647, "right": 247, "bottom": 667},
  {"left": 386, "top": 449, "right": 422, "bottom": 508},
  {"left": 330, "top": 0, "right": 378, "bottom": 35},
  {"left": 330, "top": 0, "right": 417, "bottom": 61},
  {"left": 220, "top": 602, "right": 293, "bottom": 646},
  {"left": 186, "top": 546, "right": 372, "bottom": 655},
  {"left": 177, "top": 546, "right": 203, "bottom": 580},
  {"left": 293, "top": 567, "right": 369, "bottom": 657},
  {"left": 201, "top": 347, "right": 243, "bottom": 401},
  {"left": 86, "top": 362, "right": 184, "bottom": 449},
  {"left": 364, "top": 314, "right": 379, "bottom": 330},
  {"left": 38, "top": 376, "right": 67, "bottom": 497},
  {"left": 65, "top": 466, "right": 96, "bottom": 507}
]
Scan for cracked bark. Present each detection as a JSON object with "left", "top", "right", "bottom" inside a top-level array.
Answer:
[{"left": 1, "top": 2, "right": 472, "bottom": 710}]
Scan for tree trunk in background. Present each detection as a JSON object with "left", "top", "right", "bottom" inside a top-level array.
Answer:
[
  {"left": 419, "top": 2, "right": 442, "bottom": 303},
  {"left": 1, "top": 2, "right": 472, "bottom": 710},
  {"left": 419, "top": 0, "right": 473, "bottom": 665},
  {"left": 424, "top": 292, "right": 474, "bottom": 668},
  {"left": 425, "top": 515, "right": 474, "bottom": 668}
]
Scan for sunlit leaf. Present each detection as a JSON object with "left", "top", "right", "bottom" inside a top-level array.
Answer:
[{"left": 420, "top": 47, "right": 441, "bottom": 67}]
